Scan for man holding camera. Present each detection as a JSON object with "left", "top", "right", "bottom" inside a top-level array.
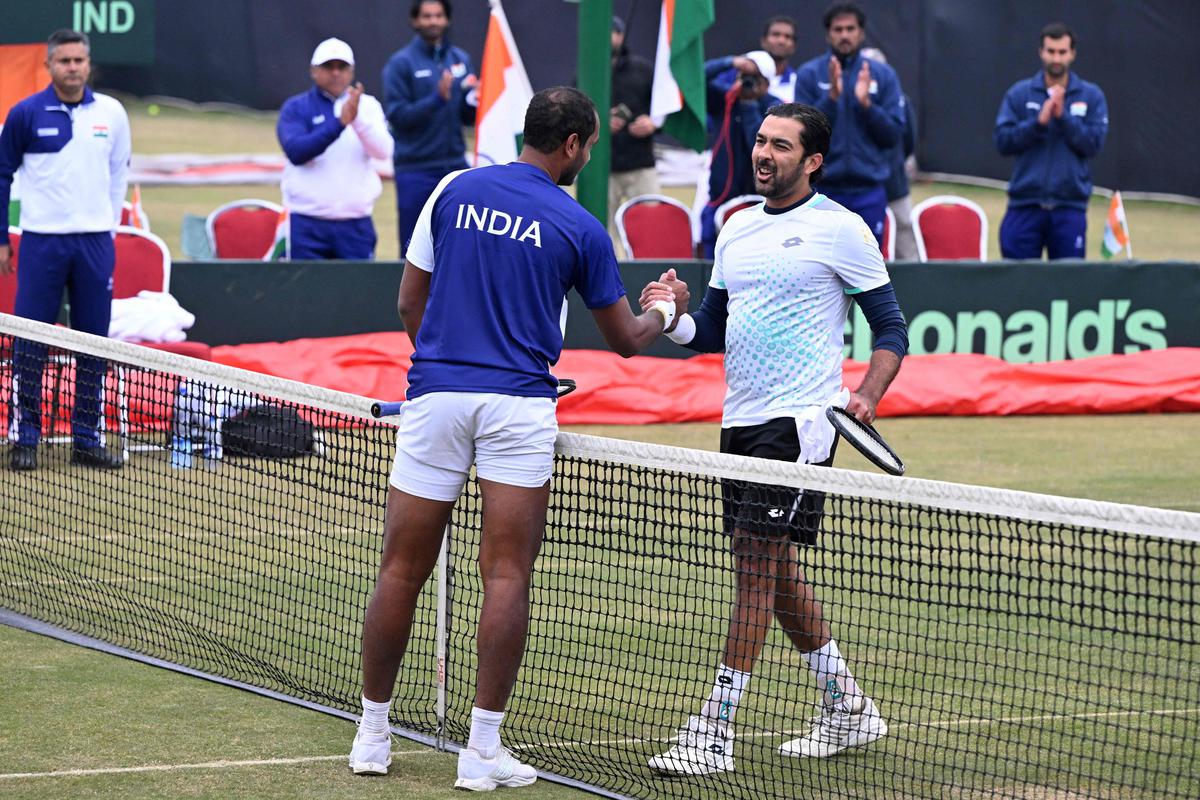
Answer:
[{"left": 607, "top": 15, "right": 660, "bottom": 246}]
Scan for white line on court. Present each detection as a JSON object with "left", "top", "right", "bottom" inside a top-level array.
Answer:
[
  {"left": 513, "top": 706, "right": 1200, "bottom": 750},
  {"left": 0, "top": 749, "right": 432, "bottom": 781}
]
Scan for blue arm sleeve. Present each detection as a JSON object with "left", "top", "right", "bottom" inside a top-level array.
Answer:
[
  {"left": 277, "top": 100, "right": 344, "bottom": 166},
  {"left": 682, "top": 286, "right": 729, "bottom": 354},
  {"left": 384, "top": 54, "right": 448, "bottom": 133},
  {"left": 0, "top": 105, "right": 29, "bottom": 247},
  {"left": 458, "top": 52, "right": 478, "bottom": 126},
  {"left": 854, "top": 282, "right": 908, "bottom": 358}
]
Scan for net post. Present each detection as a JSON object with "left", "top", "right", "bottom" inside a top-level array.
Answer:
[{"left": 435, "top": 522, "right": 450, "bottom": 752}]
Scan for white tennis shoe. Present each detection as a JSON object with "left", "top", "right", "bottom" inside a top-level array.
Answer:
[
  {"left": 454, "top": 746, "right": 538, "bottom": 792},
  {"left": 647, "top": 715, "right": 734, "bottom": 775},
  {"left": 779, "top": 696, "right": 888, "bottom": 758},
  {"left": 348, "top": 727, "right": 393, "bottom": 775}
]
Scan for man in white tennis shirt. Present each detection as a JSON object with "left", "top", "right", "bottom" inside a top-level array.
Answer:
[
  {"left": 645, "top": 102, "right": 908, "bottom": 774},
  {"left": 350, "top": 86, "right": 680, "bottom": 791}
]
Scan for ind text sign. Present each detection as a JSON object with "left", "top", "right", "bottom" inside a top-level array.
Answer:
[{"left": 0, "top": 0, "right": 155, "bottom": 65}]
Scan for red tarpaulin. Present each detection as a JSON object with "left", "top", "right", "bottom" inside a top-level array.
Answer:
[{"left": 209, "top": 333, "right": 1200, "bottom": 423}]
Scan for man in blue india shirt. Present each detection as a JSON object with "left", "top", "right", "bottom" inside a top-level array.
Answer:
[
  {"left": 0, "top": 29, "right": 130, "bottom": 471},
  {"left": 349, "top": 87, "right": 682, "bottom": 792}
]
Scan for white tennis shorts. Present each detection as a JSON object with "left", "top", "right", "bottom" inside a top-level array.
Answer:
[{"left": 389, "top": 392, "right": 558, "bottom": 501}]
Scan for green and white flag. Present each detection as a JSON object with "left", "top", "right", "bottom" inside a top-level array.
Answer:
[{"left": 649, "top": 0, "right": 714, "bottom": 152}]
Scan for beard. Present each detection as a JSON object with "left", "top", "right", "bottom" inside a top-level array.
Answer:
[
  {"left": 754, "top": 160, "right": 804, "bottom": 199},
  {"left": 1045, "top": 63, "right": 1067, "bottom": 77}
]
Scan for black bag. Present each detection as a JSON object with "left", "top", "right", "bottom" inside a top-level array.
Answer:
[{"left": 222, "top": 404, "right": 314, "bottom": 458}]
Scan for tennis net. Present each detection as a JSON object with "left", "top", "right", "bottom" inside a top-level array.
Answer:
[{"left": 2, "top": 313, "right": 1199, "bottom": 800}]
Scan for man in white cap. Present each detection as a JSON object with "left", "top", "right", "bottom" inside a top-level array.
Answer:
[
  {"left": 276, "top": 37, "right": 393, "bottom": 260},
  {"left": 697, "top": 49, "right": 779, "bottom": 256}
]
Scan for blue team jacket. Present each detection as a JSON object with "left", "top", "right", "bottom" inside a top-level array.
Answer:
[
  {"left": 382, "top": 36, "right": 476, "bottom": 173},
  {"left": 794, "top": 50, "right": 905, "bottom": 190},
  {"left": 993, "top": 71, "right": 1108, "bottom": 210}
]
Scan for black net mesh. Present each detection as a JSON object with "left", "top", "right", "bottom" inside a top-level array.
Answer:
[{"left": 2, "top": 327, "right": 1198, "bottom": 799}]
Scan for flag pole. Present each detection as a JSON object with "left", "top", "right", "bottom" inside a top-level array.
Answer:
[{"left": 574, "top": 0, "right": 614, "bottom": 225}]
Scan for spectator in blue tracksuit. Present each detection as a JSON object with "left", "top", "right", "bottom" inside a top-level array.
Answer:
[
  {"left": 699, "top": 51, "right": 779, "bottom": 258},
  {"left": 994, "top": 22, "right": 1108, "bottom": 260},
  {"left": 0, "top": 29, "right": 130, "bottom": 471},
  {"left": 862, "top": 47, "right": 917, "bottom": 261},
  {"left": 383, "top": 0, "right": 478, "bottom": 258},
  {"left": 794, "top": 2, "right": 906, "bottom": 249},
  {"left": 277, "top": 38, "right": 393, "bottom": 260}
]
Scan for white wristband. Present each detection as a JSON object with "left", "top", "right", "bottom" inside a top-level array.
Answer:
[
  {"left": 649, "top": 299, "right": 676, "bottom": 331},
  {"left": 666, "top": 313, "right": 697, "bottom": 344}
]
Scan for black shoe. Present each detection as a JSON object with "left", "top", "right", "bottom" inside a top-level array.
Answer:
[
  {"left": 10, "top": 446, "right": 37, "bottom": 471},
  {"left": 71, "top": 445, "right": 124, "bottom": 469}
]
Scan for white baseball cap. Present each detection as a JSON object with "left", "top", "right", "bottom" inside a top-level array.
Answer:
[
  {"left": 743, "top": 50, "right": 777, "bottom": 82},
  {"left": 311, "top": 38, "right": 354, "bottom": 67}
]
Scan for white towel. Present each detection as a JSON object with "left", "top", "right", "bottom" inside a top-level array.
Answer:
[
  {"left": 794, "top": 388, "right": 850, "bottom": 465},
  {"left": 109, "top": 291, "right": 196, "bottom": 343}
]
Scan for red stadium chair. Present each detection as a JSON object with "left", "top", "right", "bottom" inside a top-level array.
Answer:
[
  {"left": 614, "top": 194, "right": 695, "bottom": 259},
  {"left": 206, "top": 199, "right": 283, "bottom": 260},
  {"left": 912, "top": 195, "right": 988, "bottom": 261},
  {"left": 882, "top": 206, "right": 896, "bottom": 261},
  {"left": 1, "top": 227, "right": 20, "bottom": 314},
  {"left": 112, "top": 225, "right": 211, "bottom": 359},
  {"left": 714, "top": 194, "right": 764, "bottom": 232}
]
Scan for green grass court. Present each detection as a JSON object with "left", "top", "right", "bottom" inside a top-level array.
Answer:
[{"left": 2, "top": 414, "right": 1198, "bottom": 799}]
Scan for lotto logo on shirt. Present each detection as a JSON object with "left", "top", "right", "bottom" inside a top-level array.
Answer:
[{"left": 92, "top": 124, "right": 109, "bottom": 138}]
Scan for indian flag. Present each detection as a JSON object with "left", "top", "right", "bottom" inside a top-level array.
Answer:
[
  {"left": 474, "top": 0, "right": 534, "bottom": 168},
  {"left": 262, "top": 209, "right": 289, "bottom": 261},
  {"left": 649, "top": 0, "right": 714, "bottom": 152},
  {"left": 126, "top": 183, "right": 149, "bottom": 230},
  {"left": 1100, "top": 191, "right": 1132, "bottom": 259}
]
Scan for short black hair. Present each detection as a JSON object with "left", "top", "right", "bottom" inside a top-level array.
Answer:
[
  {"left": 523, "top": 87, "right": 598, "bottom": 155},
  {"left": 765, "top": 103, "right": 832, "bottom": 184},
  {"left": 410, "top": 0, "right": 451, "bottom": 19},
  {"left": 822, "top": 2, "right": 866, "bottom": 30},
  {"left": 762, "top": 15, "right": 797, "bottom": 38},
  {"left": 1040, "top": 22, "right": 1075, "bottom": 49},
  {"left": 47, "top": 28, "right": 89, "bottom": 57}
]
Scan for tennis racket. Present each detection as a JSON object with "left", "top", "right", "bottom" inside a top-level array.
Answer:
[
  {"left": 370, "top": 378, "right": 578, "bottom": 418},
  {"left": 825, "top": 405, "right": 905, "bottom": 476}
]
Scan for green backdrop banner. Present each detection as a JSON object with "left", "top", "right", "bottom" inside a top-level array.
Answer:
[
  {"left": 0, "top": 0, "right": 155, "bottom": 65},
  {"left": 169, "top": 260, "right": 1200, "bottom": 363}
]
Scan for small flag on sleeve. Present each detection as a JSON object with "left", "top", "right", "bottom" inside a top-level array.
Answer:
[
  {"left": 1100, "top": 191, "right": 1132, "bottom": 259},
  {"left": 262, "top": 208, "right": 290, "bottom": 261}
]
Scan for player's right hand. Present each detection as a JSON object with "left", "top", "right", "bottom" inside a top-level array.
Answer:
[{"left": 0, "top": 244, "right": 11, "bottom": 276}]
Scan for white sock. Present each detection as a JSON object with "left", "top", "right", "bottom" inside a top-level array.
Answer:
[
  {"left": 360, "top": 696, "right": 391, "bottom": 738},
  {"left": 699, "top": 663, "right": 753, "bottom": 730},
  {"left": 802, "top": 639, "right": 863, "bottom": 710},
  {"left": 468, "top": 706, "right": 505, "bottom": 758}
]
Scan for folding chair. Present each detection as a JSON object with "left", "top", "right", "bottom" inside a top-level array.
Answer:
[
  {"left": 912, "top": 195, "right": 989, "bottom": 261},
  {"left": 205, "top": 199, "right": 284, "bottom": 259},
  {"left": 714, "top": 194, "right": 764, "bottom": 232},
  {"left": 614, "top": 194, "right": 695, "bottom": 259}
]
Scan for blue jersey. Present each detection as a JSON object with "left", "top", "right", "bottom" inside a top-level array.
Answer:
[{"left": 404, "top": 162, "right": 626, "bottom": 399}]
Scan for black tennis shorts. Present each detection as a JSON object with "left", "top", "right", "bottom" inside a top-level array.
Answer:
[{"left": 719, "top": 417, "right": 836, "bottom": 546}]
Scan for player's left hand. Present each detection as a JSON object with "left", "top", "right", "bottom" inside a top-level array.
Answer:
[
  {"left": 461, "top": 74, "right": 479, "bottom": 90},
  {"left": 845, "top": 391, "right": 878, "bottom": 424},
  {"left": 854, "top": 62, "right": 872, "bottom": 107}
]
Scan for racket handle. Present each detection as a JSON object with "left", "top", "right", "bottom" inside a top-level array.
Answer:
[{"left": 371, "top": 401, "right": 404, "bottom": 418}]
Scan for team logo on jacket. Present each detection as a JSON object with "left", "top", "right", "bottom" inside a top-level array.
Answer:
[
  {"left": 92, "top": 124, "right": 109, "bottom": 138},
  {"left": 454, "top": 204, "right": 543, "bottom": 248}
]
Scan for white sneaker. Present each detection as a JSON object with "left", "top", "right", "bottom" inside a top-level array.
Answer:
[
  {"left": 348, "top": 726, "right": 393, "bottom": 775},
  {"left": 454, "top": 746, "right": 538, "bottom": 792},
  {"left": 647, "top": 715, "right": 734, "bottom": 776},
  {"left": 779, "top": 696, "right": 888, "bottom": 758}
]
